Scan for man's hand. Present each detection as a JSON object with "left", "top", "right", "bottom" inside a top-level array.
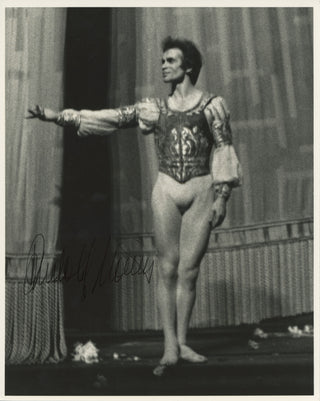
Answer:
[
  {"left": 26, "top": 105, "right": 58, "bottom": 122},
  {"left": 211, "top": 196, "right": 227, "bottom": 228}
]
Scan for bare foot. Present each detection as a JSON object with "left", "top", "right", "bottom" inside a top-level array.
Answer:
[
  {"left": 153, "top": 341, "right": 179, "bottom": 377},
  {"left": 179, "top": 344, "right": 208, "bottom": 363}
]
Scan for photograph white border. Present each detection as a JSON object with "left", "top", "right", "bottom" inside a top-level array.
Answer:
[{"left": 0, "top": 1, "right": 318, "bottom": 400}]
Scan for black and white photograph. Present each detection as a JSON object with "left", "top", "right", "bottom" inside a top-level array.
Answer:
[{"left": 3, "top": 3, "right": 317, "bottom": 398}]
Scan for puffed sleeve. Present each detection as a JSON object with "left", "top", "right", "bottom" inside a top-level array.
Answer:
[
  {"left": 135, "top": 98, "right": 161, "bottom": 134},
  {"left": 56, "top": 98, "right": 160, "bottom": 137},
  {"left": 207, "top": 96, "right": 242, "bottom": 188},
  {"left": 78, "top": 105, "right": 137, "bottom": 137}
]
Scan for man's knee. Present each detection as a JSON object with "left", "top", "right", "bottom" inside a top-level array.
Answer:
[
  {"left": 159, "top": 255, "right": 179, "bottom": 283},
  {"left": 178, "top": 265, "right": 200, "bottom": 290}
]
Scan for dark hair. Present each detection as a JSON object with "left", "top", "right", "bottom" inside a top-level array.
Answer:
[{"left": 162, "top": 36, "right": 203, "bottom": 84}]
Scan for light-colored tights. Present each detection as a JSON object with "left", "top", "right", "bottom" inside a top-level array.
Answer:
[{"left": 152, "top": 172, "right": 214, "bottom": 365}]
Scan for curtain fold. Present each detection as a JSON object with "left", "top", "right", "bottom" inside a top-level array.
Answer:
[
  {"left": 111, "top": 219, "right": 313, "bottom": 330},
  {"left": 108, "top": 8, "right": 313, "bottom": 329},
  {"left": 5, "top": 8, "right": 313, "bottom": 345},
  {"left": 5, "top": 8, "right": 67, "bottom": 363},
  {"left": 109, "top": 7, "right": 313, "bottom": 233}
]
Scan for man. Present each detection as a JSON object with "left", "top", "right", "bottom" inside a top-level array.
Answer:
[{"left": 28, "top": 36, "right": 242, "bottom": 376}]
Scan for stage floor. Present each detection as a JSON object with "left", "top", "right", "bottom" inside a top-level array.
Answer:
[{"left": 6, "top": 314, "right": 314, "bottom": 396}]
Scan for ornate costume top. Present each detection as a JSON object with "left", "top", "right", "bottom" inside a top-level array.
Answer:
[
  {"left": 58, "top": 93, "right": 242, "bottom": 186},
  {"left": 154, "top": 95, "right": 215, "bottom": 183}
]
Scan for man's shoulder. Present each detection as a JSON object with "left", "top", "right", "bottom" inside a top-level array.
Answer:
[
  {"left": 204, "top": 93, "right": 226, "bottom": 104},
  {"left": 204, "top": 94, "right": 229, "bottom": 108},
  {"left": 200, "top": 92, "right": 219, "bottom": 110}
]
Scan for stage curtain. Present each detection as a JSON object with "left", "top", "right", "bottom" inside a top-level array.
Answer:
[
  {"left": 107, "top": 8, "right": 313, "bottom": 329},
  {"left": 109, "top": 7, "right": 313, "bottom": 233},
  {"left": 111, "top": 218, "right": 313, "bottom": 330},
  {"left": 5, "top": 8, "right": 67, "bottom": 363}
]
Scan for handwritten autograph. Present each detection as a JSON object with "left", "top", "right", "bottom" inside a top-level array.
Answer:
[{"left": 24, "top": 233, "right": 154, "bottom": 301}]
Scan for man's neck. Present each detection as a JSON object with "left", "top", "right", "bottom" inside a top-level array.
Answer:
[{"left": 170, "top": 76, "right": 197, "bottom": 99}]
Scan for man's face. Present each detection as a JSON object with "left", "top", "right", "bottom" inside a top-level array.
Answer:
[{"left": 162, "top": 48, "right": 186, "bottom": 83}]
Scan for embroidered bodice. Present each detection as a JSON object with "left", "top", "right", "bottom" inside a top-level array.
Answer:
[
  {"left": 61, "top": 92, "right": 242, "bottom": 187},
  {"left": 154, "top": 96, "right": 215, "bottom": 183}
]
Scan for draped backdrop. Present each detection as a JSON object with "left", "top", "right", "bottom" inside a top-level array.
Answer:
[
  {"left": 6, "top": 8, "right": 313, "bottom": 363},
  {"left": 110, "top": 8, "right": 313, "bottom": 233},
  {"left": 6, "top": 8, "right": 67, "bottom": 363},
  {"left": 108, "top": 8, "right": 313, "bottom": 330}
]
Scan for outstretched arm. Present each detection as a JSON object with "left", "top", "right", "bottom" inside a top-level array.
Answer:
[
  {"left": 27, "top": 104, "right": 138, "bottom": 136},
  {"left": 27, "top": 99, "right": 160, "bottom": 137}
]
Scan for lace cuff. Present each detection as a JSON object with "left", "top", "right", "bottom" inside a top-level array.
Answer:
[{"left": 214, "top": 183, "right": 232, "bottom": 200}]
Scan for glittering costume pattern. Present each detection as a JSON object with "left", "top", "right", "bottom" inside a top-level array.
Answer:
[
  {"left": 212, "top": 117, "right": 232, "bottom": 147},
  {"left": 72, "top": 93, "right": 241, "bottom": 186},
  {"left": 155, "top": 98, "right": 215, "bottom": 183},
  {"left": 117, "top": 106, "right": 137, "bottom": 128},
  {"left": 56, "top": 110, "right": 81, "bottom": 128}
]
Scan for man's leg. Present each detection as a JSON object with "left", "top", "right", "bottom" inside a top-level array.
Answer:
[
  {"left": 176, "top": 177, "right": 213, "bottom": 362},
  {"left": 151, "top": 178, "right": 182, "bottom": 366}
]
